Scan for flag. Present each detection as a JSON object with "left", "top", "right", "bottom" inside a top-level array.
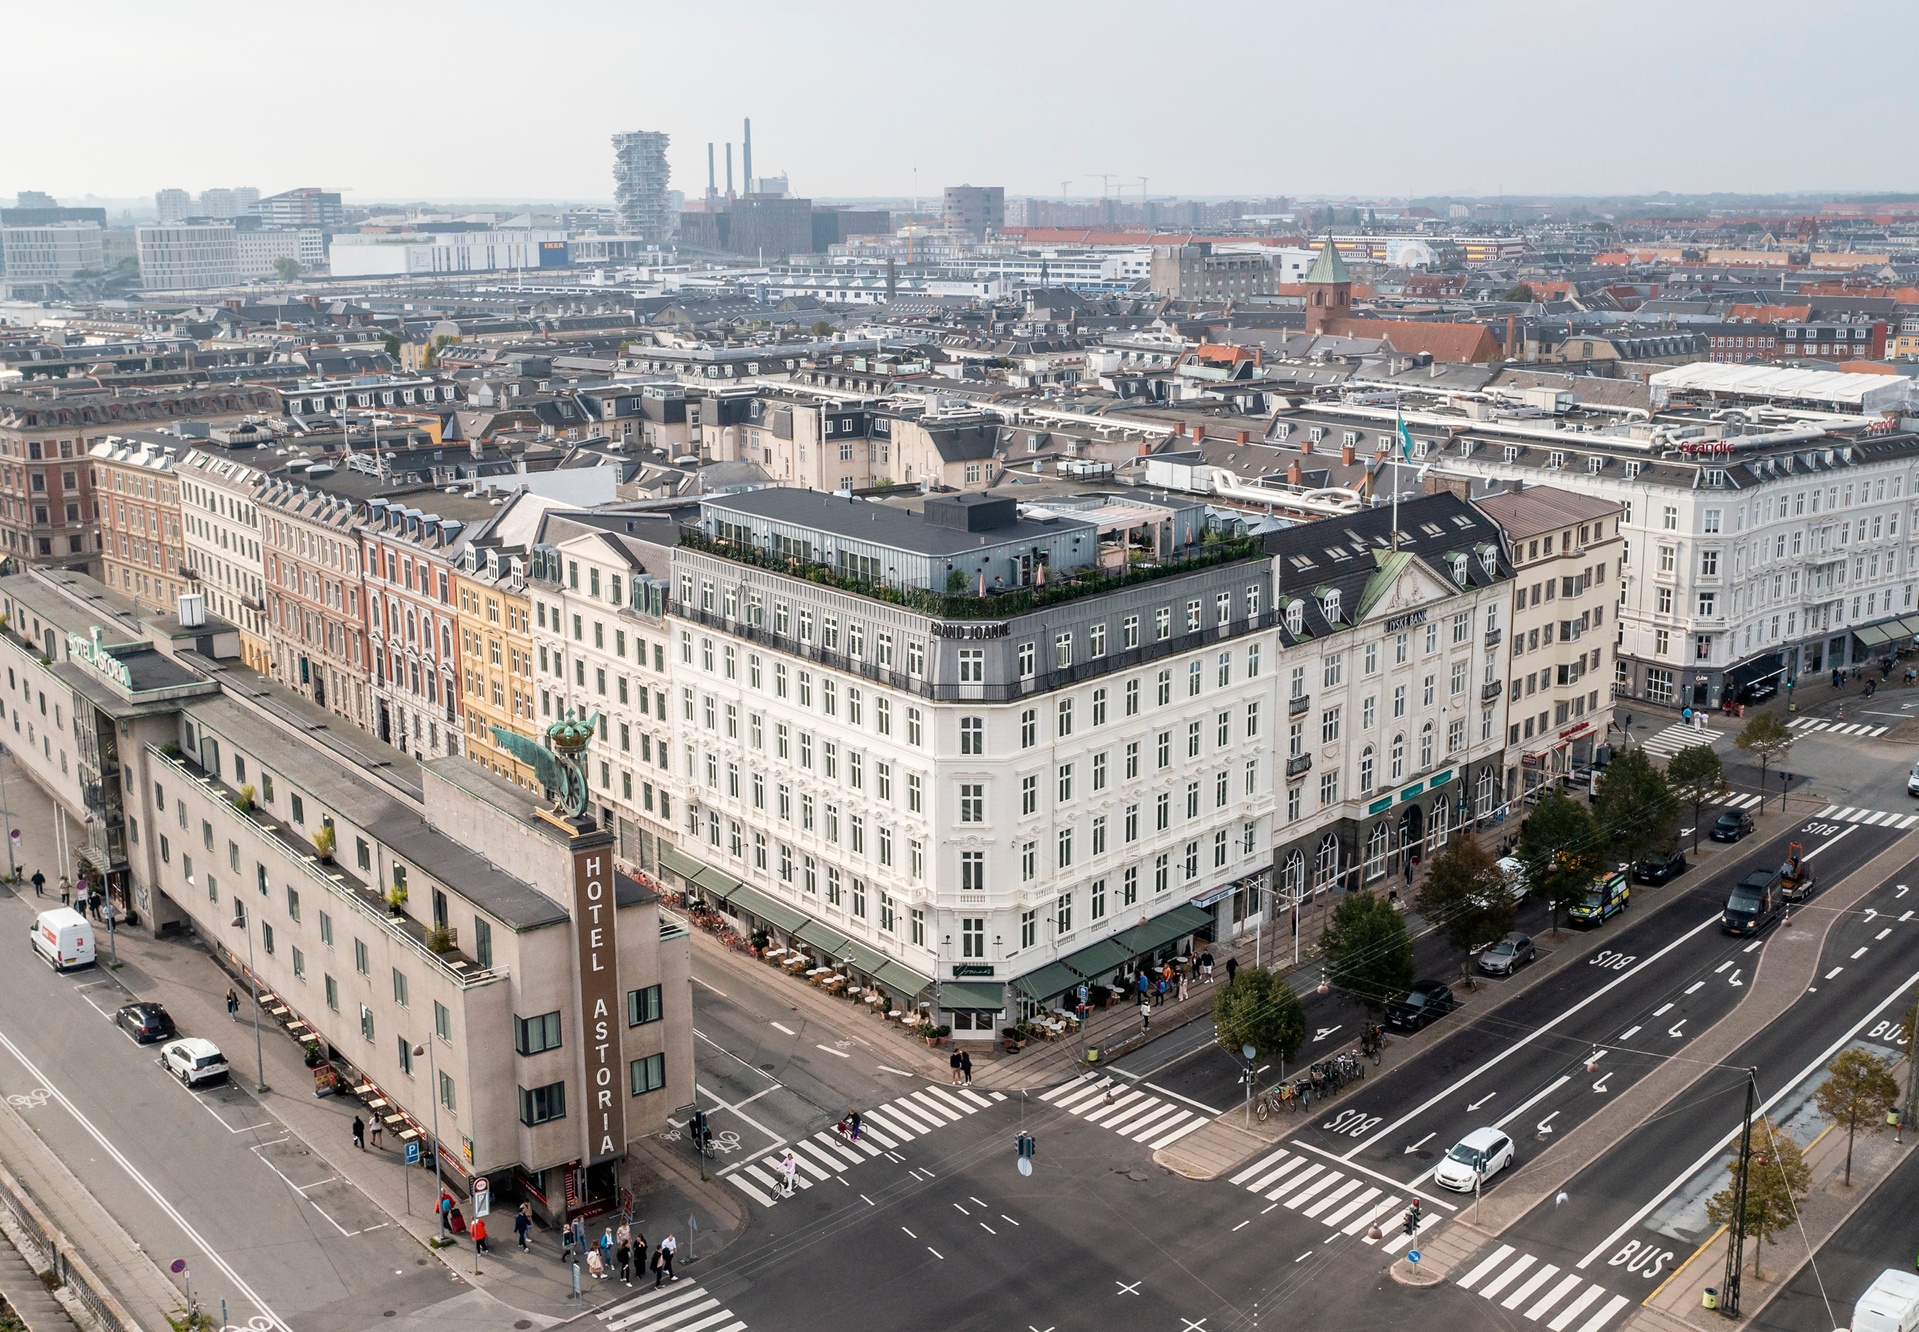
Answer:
[{"left": 1396, "top": 413, "right": 1416, "bottom": 462}]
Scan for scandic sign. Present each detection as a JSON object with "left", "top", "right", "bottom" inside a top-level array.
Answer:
[{"left": 571, "top": 841, "right": 625, "bottom": 1164}]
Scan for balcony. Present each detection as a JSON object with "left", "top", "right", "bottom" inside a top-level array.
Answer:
[
  {"left": 1288, "top": 693, "right": 1312, "bottom": 717},
  {"left": 1484, "top": 627, "right": 1503, "bottom": 648},
  {"left": 1482, "top": 681, "right": 1506, "bottom": 702},
  {"left": 1285, "top": 753, "right": 1313, "bottom": 779}
]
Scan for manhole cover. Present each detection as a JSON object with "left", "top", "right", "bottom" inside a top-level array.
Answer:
[
  {"left": 415, "top": 1258, "right": 428, "bottom": 1266},
  {"left": 514, "top": 1322, "right": 533, "bottom": 1328},
  {"left": 759, "top": 1063, "right": 777, "bottom": 1072}
]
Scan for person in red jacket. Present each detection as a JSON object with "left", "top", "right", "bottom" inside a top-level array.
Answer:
[{"left": 471, "top": 1216, "right": 488, "bottom": 1255}]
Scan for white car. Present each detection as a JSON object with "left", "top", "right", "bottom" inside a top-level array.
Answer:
[
  {"left": 161, "top": 1037, "right": 228, "bottom": 1087},
  {"left": 1433, "top": 1127, "right": 1515, "bottom": 1193},
  {"left": 1906, "top": 760, "right": 1919, "bottom": 796},
  {"left": 1496, "top": 856, "right": 1530, "bottom": 902}
]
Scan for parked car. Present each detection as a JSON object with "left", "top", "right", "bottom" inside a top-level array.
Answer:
[
  {"left": 1477, "top": 933, "right": 1535, "bottom": 977},
  {"left": 1710, "top": 808, "right": 1755, "bottom": 842},
  {"left": 1384, "top": 980, "right": 1457, "bottom": 1032},
  {"left": 114, "top": 1002, "right": 175, "bottom": 1044},
  {"left": 160, "top": 1037, "right": 228, "bottom": 1087},
  {"left": 1633, "top": 848, "right": 1688, "bottom": 885},
  {"left": 1569, "top": 868, "right": 1630, "bottom": 927},
  {"left": 1907, "top": 760, "right": 1919, "bottom": 796},
  {"left": 1433, "top": 1127, "right": 1516, "bottom": 1193}
]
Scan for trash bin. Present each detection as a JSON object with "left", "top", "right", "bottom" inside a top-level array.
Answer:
[
  {"left": 1085, "top": 1047, "right": 1099, "bottom": 1064},
  {"left": 1702, "top": 1288, "right": 1718, "bottom": 1310}
]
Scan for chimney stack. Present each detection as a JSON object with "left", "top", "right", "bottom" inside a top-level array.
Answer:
[
  {"left": 743, "top": 118, "right": 753, "bottom": 193},
  {"left": 707, "top": 143, "right": 716, "bottom": 200},
  {"left": 1341, "top": 442, "right": 1355, "bottom": 466},
  {"left": 1286, "top": 459, "right": 1302, "bottom": 486},
  {"left": 1299, "top": 435, "right": 1314, "bottom": 455},
  {"left": 725, "top": 144, "right": 734, "bottom": 199},
  {"left": 1192, "top": 423, "right": 1205, "bottom": 442},
  {"left": 1237, "top": 429, "right": 1250, "bottom": 444}
]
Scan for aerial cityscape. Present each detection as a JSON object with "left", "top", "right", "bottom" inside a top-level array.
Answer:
[{"left": 3, "top": 7, "right": 1919, "bottom": 1332}]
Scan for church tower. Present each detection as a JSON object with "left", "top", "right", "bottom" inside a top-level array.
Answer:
[{"left": 1302, "top": 236, "right": 1352, "bottom": 335}]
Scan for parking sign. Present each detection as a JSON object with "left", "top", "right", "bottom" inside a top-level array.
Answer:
[{"left": 405, "top": 1140, "right": 421, "bottom": 1165}]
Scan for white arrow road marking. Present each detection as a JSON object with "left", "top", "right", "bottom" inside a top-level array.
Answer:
[
  {"left": 1864, "top": 909, "right": 1878, "bottom": 922},
  {"left": 1899, "top": 885, "right": 1911, "bottom": 898},
  {"left": 1467, "top": 1093, "right": 1498, "bottom": 1111},
  {"left": 1728, "top": 971, "right": 1743, "bottom": 987},
  {"left": 1494, "top": 1076, "right": 1571, "bottom": 1130},
  {"left": 1668, "top": 1021, "right": 1686, "bottom": 1038},
  {"left": 1404, "top": 1133, "right": 1435, "bottom": 1154},
  {"left": 1593, "top": 1072, "right": 1612, "bottom": 1093},
  {"left": 1537, "top": 1112, "right": 1559, "bottom": 1134},
  {"left": 1314, "top": 1026, "right": 1342, "bottom": 1042}
]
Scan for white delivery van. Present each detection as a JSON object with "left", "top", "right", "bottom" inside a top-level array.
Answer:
[
  {"left": 30, "top": 907, "right": 95, "bottom": 971},
  {"left": 1855, "top": 1270, "right": 1919, "bottom": 1332}
]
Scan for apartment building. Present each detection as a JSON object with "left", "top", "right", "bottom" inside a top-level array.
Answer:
[
  {"left": 659, "top": 487, "right": 1276, "bottom": 1037},
  {"left": 90, "top": 437, "right": 188, "bottom": 615},
  {"left": 260, "top": 473, "right": 371, "bottom": 730},
  {"left": 137, "top": 223, "right": 239, "bottom": 290},
  {"left": 178, "top": 448, "right": 272, "bottom": 672},
  {"left": 0, "top": 566, "right": 691, "bottom": 1224},
  {"left": 455, "top": 514, "right": 540, "bottom": 791},
  {"left": 1473, "top": 487, "right": 1623, "bottom": 800},
  {"left": 0, "top": 221, "right": 103, "bottom": 297}
]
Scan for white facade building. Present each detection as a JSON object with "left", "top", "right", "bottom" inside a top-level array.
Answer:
[
  {"left": 137, "top": 223, "right": 238, "bottom": 291},
  {"left": 328, "top": 231, "right": 569, "bottom": 278},
  {"left": 0, "top": 222, "right": 104, "bottom": 296}
]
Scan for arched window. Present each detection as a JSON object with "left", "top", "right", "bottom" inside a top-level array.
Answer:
[
  {"left": 1420, "top": 721, "right": 1435, "bottom": 769},
  {"left": 1429, "top": 798, "right": 1450, "bottom": 853},
  {"left": 1365, "top": 823, "right": 1389, "bottom": 881},
  {"left": 1322, "top": 590, "right": 1342, "bottom": 623},
  {"left": 1391, "top": 733, "right": 1406, "bottom": 781},
  {"left": 1315, "top": 835, "right": 1341, "bottom": 894},
  {"left": 1452, "top": 553, "right": 1469, "bottom": 585},
  {"left": 1283, "top": 849, "right": 1307, "bottom": 905},
  {"left": 1286, "top": 601, "right": 1304, "bottom": 636},
  {"left": 1359, "top": 745, "right": 1375, "bottom": 794},
  {"left": 1479, "top": 544, "right": 1498, "bottom": 578},
  {"left": 1476, "top": 766, "right": 1497, "bottom": 817}
]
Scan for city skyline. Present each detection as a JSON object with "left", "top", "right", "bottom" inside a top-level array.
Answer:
[{"left": 7, "top": 0, "right": 1918, "bottom": 204}]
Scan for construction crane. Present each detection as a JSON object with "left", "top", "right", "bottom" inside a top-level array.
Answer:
[
  {"left": 1090, "top": 173, "right": 1116, "bottom": 198},
  {"left": 1137, "top": 176, "right": 1149, "bottom": 200},
  {"left": 1059, "top": 178, "right": 1073, "bottom": 199}
]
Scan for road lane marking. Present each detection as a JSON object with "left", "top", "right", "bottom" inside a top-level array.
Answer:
[
  {"left": 770, "top": 1022, "right": 795, "bottom": 1035},
  {"left": 927, "top": 1248, "right": 943, "bottom": 1259},
  {"left": 1684, "top": 982, "right": 1705, "bottom": 995},
  {"left": 901, "top": 1226, "right": 916, "bottom": 1238},
  {"left": 1493, "top": 1076, "right": 1571, "bottom": 1130},
  {"left": 1826, "top": 967, "right": 1845, "bottom": 979},
  {"left": 1852, "top": 947, "right": 1869, "bottom": 959},
  {"left": 1744, "top": 940, "right": 1763, "bottom": 953},
  {"left": 1577, "top": 965, "right": 1919, "bottom": 1269},
  {"left": 1145, "top": 1081, "right": 1224, "bottom": 1115},
  {"left": 1652, "top": 1003, "right": 1673, "bottom": 1017},
  {"left": 1002, "top": 1214, "right": 1020, "bottom": 1226},
  {"left": 1618, "top": 1026, "right": 1641, "bottom": 1041},
  {"left": 814, "top": 1043, "right": 849, "bottom": 1058},
  {"left": 876, "top": 1065, "right": 914, "bottom": 1077},
  {"left": 690, "top": 975, "right": 729, "bottom": 997},
  {"left": 1289, "top": 1139, "right": 1458, "bottom": 1210},
  {"left": 1878, "top": 928, "right": 1895, "bottom": 940},
  {"left": 1714, "top": 961, "right": 1731, "bottom": 974},
  {"left": 1457, "top": 1244, "right": 1515, "bottom": 1289},
  {"left": 1232, "top": 1219, "right": 1250, "bottom": 1231}
]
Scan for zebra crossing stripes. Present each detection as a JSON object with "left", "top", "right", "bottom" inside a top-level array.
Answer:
[
  {"left": 1720, "top": 792, "right": 1762, "bottom": 810},
  {"left": 1039, "top": 1075, "right": 1211, "bottom": 1150},
  {"left": 1455, "top": 1244, "right": 1632, "bottom": 1332},
  {"left": 599, "top": 1281, "right": 746, "bottom": 1332},
  {"left": 723, "top": 1085, "right": 1002, "bottom": 1209},
  {"left": 1640, "top": 721, "right": 1718, "bottom": 759},
  {"left": 1812, "top": 803, "right": 1919, "bottom": 830},
  {"left": 1788, "top": 716, "right": 1890, "bottom": 738},
  {"left": 1225, "top": 1145, "right": 1429, "bottom": 1250}
]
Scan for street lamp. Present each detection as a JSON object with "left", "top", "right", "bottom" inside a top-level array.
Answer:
[
  {"left": 228, "top": 910, "right": 269, "bottom": 1093},
  {"left": 1241, "top": 1043, "right": 1257, "bottom": 1127},
  {"left": 413, "top": 1040, "right": 448, "bottom": 1238}
]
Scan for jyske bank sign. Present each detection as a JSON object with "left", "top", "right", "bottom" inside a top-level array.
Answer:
[{"left": 570, "top": 843, "right": 626, "bottom": 1162}]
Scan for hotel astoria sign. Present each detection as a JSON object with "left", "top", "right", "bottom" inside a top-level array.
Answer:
[{"left": 570, "top": 834, "right": 626, "bottom": 1163}]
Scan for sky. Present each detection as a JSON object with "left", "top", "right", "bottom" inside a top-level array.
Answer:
[{"left": 7, "top": 0, "right": 1919, "bottom": 207}]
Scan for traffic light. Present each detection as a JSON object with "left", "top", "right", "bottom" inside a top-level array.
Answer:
[
  {"left": 1016, "top": 1132, "right": 1036, "bottom": 1160},
  {"left": 1402, "top": 1200, "right": 1422, "bottom": 1236}
]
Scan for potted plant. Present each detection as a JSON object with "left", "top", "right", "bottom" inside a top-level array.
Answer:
[
  {"left": 302, "top": 1040, "right": 327, "bottom": 1068},
  {"left": 313, "top": 824, "right": 336, "bottom": 863},
  {"left": 1001, "top": 1026, "right": 1026, "bottom": 1053},
  {"left": 425, "top": 923, "right": 456, "bottom": 954},
  {"left": 385, "top": 882, "right": 408, "bottom": 917},
  {"left": 233, "top": 783, "right": 256, "bottom": 812}
]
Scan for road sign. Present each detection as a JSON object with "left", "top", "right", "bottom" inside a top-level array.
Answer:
[
  {"left": 405, "top": 1141, "right": 422, "bottom": 1164},
  {"left": 1408, "top": 1250, "right": 1421, "bottom": 1264},
  {"left": 473, "top": 1177, "right": 490, "bottom": 1218},
  {"left": 169, "top": 1259, "right": 186, "bottom": 1274},
  {"left": 7, "top": 830, "right": 17, "bottom": 842}
]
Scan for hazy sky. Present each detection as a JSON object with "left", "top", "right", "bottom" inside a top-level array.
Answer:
[{"left": 8, "top": 0, "right": 1918, "bottom": 206}]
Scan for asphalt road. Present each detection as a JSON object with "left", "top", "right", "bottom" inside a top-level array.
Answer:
[{"left": 1751, "top": 1131, "right": 1919, "bottom": 1332}]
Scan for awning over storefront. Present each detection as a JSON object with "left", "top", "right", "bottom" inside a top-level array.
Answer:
[
  {"left": 726, "top": 882, "right": 808, "bottom": 934},
  {"left": 1011, "top": 962, "right": 1084, "bottom": 1002},
  {"left": 657, "top": 843, "right": 704, "bottom": 884},
  {"left": 1060, "top": 938, "right": 1131, "bottom": 979},
  {"left": 1855, "top": 622, "right": 1902, "bottom": 647},
  {"left": 838, "top": 941, "right": 888, "bottom": 976},
  {"left": 794, "top": 920, "right": 848, "bottom": 953},
  {"left": 1113, "top": 904, "right": 1215, "bottom": 957},
  {"left": 937, "top": 981, "right": 1005, "bottom": 1009},
  {"left": 875, "top": 961, "right": 933, "bottom": 997}
]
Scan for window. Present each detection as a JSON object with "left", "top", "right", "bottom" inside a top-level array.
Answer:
[
  {"left": 961, "top": 917, "right": 985, "bottom": 958},
  {"left": 359, "top": 1003, "right": 375, "bottom": 1042},
  {"left": 440, "top": 1071, "right": 457, "bottom": 1112},
  {"left": 325, "top": 975, "right": 339, "bottom": 1011},
  {"left": 962, "top": 783, "right": 986, "bottom": 823},
  {"left": 392, "top": 968, "right": 409, "bottom": 1007},
  {"left": 957, "top": 849, "right": 986, "bottom": 892},
  {"left": 519, "top": 1081, "right": 567, "bottom": 1125},
  {"left": 354, "top": 938, "right": 369, "bottom": 975},
  {"left": 960, "top": 716, "right": 984, "bottom": 755},
  {"left": 515, "top": 1011, "right": 562, "bottom": 1054},
  {"left": 630, "top": 1054, "right": 666, "bottom": 1096},
  {"left": 434, "top": 1000, "right": 451, "bottom": 1042}
]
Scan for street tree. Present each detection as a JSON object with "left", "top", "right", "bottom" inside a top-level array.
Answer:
[
  {"left": 1665, "top": 744, "right": 1728, "bottom": 851},
  {"left": 1592, "top": 748, "right": 1680, "bottom": 866},
  {"left": 1414, "top": 837, "right": 1516, "bottom": 965},
  {"left": 1319, "top": 890, "right": 1415, "bottom": 1013},
  {"left": 1704, "top": 1116, "right": 1812, "bottom": 1277},
  {"left": 1211, "top": 967, "right": 1306, "bottom": 1070},
  {"left": 1502, "top": 283, "right": 1536, "bottom": 302},
  {"left": 272, "top": 256, "right": 302, "bottom": 282},
  {"left": 1814, "top": 1048, "right": 1900, "bottom": 1185},
  {"left": 1515, "top": 792, "right": 1603, "bottom": 933},
  {"left": 1735, "top": 711, "right": 1795, "bottom": 803}
]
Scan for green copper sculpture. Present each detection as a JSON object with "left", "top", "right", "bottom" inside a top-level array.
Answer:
[{"left": 490, "top": 709, "right": 600, "bottom": 818}]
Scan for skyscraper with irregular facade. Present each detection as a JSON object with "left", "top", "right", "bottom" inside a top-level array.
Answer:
[{"left": 612, "top": 131, "right": 673, "bottom": 244}]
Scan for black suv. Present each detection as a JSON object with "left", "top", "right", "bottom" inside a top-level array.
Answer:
[
  {"left": 1385, "top": 980, "right": 1457, "bottom": 1032},
  {"left": 1633, "top": 848, "right": 1688, "bottom": 885},
  {"left": 1711, "top": 809, "right": 1755, "bottom": 842}
]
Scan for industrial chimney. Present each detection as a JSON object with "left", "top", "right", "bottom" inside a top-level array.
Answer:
[
  {"left": 743, "top": 118, "right": 753, "bottom": 194},
  {"left": 725, "top": 144, "right": 734, "bottom": 199},
  {"left": 707, "top": 143, "right": 716, "bottom": 201}
]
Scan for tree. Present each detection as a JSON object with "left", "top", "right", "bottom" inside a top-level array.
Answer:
[
  {"left": 381, "top": 332, "right": 402, "bottom": 358},
  {"left": 1814, "top": 1048, "right": 1900, "bottom": 1185},
  {"left": 1592, "top": 748, "right": 1680, "bottom": 867},
  {"left": 1516, "top": 792, "right": 1604, "bottom": 933},
  {"left": 1502, "top": 283, "right": 1536, "bottom": 302},
  {"left": 1735, "top": 711, "right": 1794, "bottom": 805},
  {"left": 1414, "top": 837, "right": 1516, "bottom": 964},
  {"left": 273, "top": 255, "right": 302, "bottom": 282},
  {"left": 1665, "top": 744, "right": 1728, "bottom": 851},
  {"left": 1319, "top": 890, "right": 1415, "bottom": 1013},
  {"left": 1212, "top": 967, "right": 1306, "bottom": 1070},
  {"left": 1704, "top": 1116, "right": 1811, "bottom": 1277}
]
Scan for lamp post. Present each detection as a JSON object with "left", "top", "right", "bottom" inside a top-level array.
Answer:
[
  {"left": 414, "top": 1040, "right": 447, "bottom": 1238},
  {"left": 0, "top": 742, "right": 16, "bottom": 880},
  {"left": 1242, "top": 1043, "right": 1257, "bottom": 1128},
  {"left": 228, "top": 909, "right": 268, "bottom": 1093}
]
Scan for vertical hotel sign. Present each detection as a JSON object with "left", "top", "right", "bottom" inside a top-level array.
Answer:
[{"left": 570, "top": 836, "right": 625, "bottom": 1162}]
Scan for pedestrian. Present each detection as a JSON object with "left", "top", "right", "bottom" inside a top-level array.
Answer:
[
  {"left": 960, "top": 1050, "right": 973, "bottom": 1085},
  {"left": 351, "top": 1115, "right": 365, "bottom": 1150},
  {"left": 29, "top": 869, "right": 43, "bottom": 897},
  {"left": 560, "top": 1217, "right": 575, "bottom": 1263},
  {"left": 660, "top": 1234, "right": 677, "bottom": 1281},
  {"left": 1178, "top": 971, "right": 1189, "bottom": 1002},
  {"left": 226, "top": 988, "right": 239, "bottom": 1021},
  {"left": 1140, "top": 997, "right": 1151, "bottom": 1032},
  {"left": 616, "top": 1238, "right": 630, "bottom": 1285},
  {"left": 438, "top": 1193, "right": 453, "bottom": 1234},
  {"left": 598, "top": 1228, "right": 613, "bottom": 1277},
  {"left": 471, "top": 1216, "right": 487, "bottom": 1255},
  {"left": 1135, "top": 970, "right": 1148, "bottom": 1000},
  {"left": 949, "top": 1048, "right": 963, "bottom": 1086},
  {"left": 1200, "top": 950, "right": 1214, "bottom": 984},
  {"left": 779, "top": 1150, "right": 798, "bottom": 1197},
  {"left": 368, "top": 1117, "right": 383, "bottom": 1150},
  {"left": 1404, "top": 855, "right": 1415, "bottom": 888},
  {"left": 616, "top": 1220, "right": 631, "bottom": 1254},
  {"left": 514, "top": 1204, "right": 532, "bottom": 1252},
  {"left": 571, "top": 1216, "right": 586, "bottom": 1256},
  {"left": 652, "top": 1243, "right": 669, "bottom": 1289},
  {"left": 1226, "top": 955, "right": 1238, "bottom": 984},
  {"left": 58, "top": 877, "right": 69, "bottom": 906}
]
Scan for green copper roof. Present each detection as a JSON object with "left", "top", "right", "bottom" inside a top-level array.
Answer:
[
  {"left": 1303, "top": 236, "right": 1351, "bottom": 286},
  {"left": 1355, "top": 548, "right": 1415, "bottom": 620}
]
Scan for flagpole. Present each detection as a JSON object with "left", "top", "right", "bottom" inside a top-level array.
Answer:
[{"left": 1391, "top": 395, "right": 1403, "bottom": 553}]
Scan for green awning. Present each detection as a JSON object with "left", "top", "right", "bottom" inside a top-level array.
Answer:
[
  {"left": 875, "top": 961, "right": 933, "bottom": 997},
  {"left": 1898, "top": 616, "right": 1919, "bottom": 638},
  {"left": 1113, "top": 904, "right": 1215, "bottom": 957},
  {"left": 1855, "top": 622, "right": 1898, "bottom": 647},
  {"left": 937, "top": 981, "right": 1006, "bottom": 1009},
  {"left": 838, "top": 941, "right": 888, "bottom": 976},
  {"left": 1060, "top": 939, "right": 1130, "bottom": 979},
  {"left": 724, "top": 883, "right": 808, "bottom": 933},
  {"left": 795, "top": 919, "right": 849, "bottom": 953},
  {"left": 1012, "top": 962, "right": 1083, "bottom": 1002},
  {"left": 692, "top": 866, "right": 744, "bottom": 899},
  {"left": 657, "top": 843, "right": 705, "bottom": 885}
]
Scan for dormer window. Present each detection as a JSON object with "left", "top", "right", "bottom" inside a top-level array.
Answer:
[
  {"left": 1479, "top": 545, "right": 1497, "bottom": 578},
  {"left": 1547, "top": 450, "right": 1566, "bottom": 470},
  {"left": 1321, "top": 590, "right": 1342, "bottom": 623},
  {"left": 1452, "top": 554, "right": 1469, "bottom": 586},
  {"left": 1286, "top": 601, "right": 1304, "bottom": 636}
]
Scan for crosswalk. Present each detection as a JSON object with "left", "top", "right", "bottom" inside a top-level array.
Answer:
[
  {"left": 1226, "top": 1145, "right": 1431, "bottom": 1254},
  {"left": 1640, "top": 721, "right": 1718, "bottom": 759},
  {"left": 1455, "top": 1244, "right": 1633, "bottom": 1332},
  {"left": 1811, "top": 803, "right": 1919, "bottom": 830},
  {"left": 1038, "top": 1074, "right": 1213, "bottom": 1152},
  {"left": 1789, "top": 717, "right": 1891, "bottom": 738},
  {"left": 598, "top": 1280, "right": 745, "bottom": 1332},
  {"left": 722, "top": 1084, "right": 1003, "bottom": 1208},
  {"left": 1720, "top": 792, "right": 1762, "bottom": 810}
]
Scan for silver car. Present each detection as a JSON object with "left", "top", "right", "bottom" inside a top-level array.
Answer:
[{"left": 1477, "top": 932, "right": 1535, "bottom": 976}]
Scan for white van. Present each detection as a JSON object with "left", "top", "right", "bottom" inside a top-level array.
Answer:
[
  {"left": 30, "top": 908, "right": 95, "bottom": 971},
  {"left": 1856, "top": 1270, "right": 1919, "bottom": 1332}
]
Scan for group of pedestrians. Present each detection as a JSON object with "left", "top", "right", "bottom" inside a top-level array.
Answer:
[
  {"left": 1133, "top": 953, "right": 1226, "bottom": 1031},
  {"left": 26, "top": 868, "right": 106, "bottom": 920},
  {"left": 560, "top": 1215, "right": 678, "bottom": 1288}
]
